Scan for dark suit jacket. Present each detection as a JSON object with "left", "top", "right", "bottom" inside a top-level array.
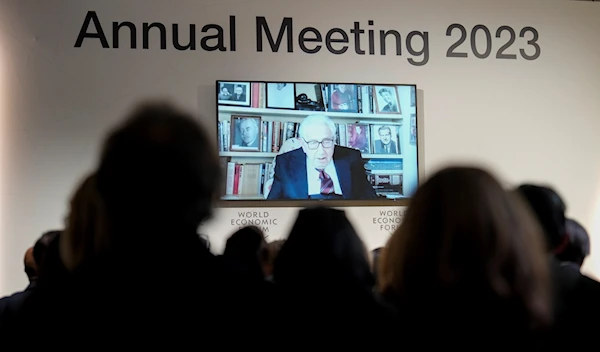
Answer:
[
  {"left": 381, "top": 103, "right": 398, "bottom": 113},
  {"left": 374, "top": 140, "right": 397, "bottom": 154},
  {"left": 240, "top": 139, "right": 259, "bottom": 148},
  {"left": 267, "top": 146, "right": 378, "bottom": 200},
  {"left": 544, "top": 257, "right": 600, "bottom": 350},
  {"left": 231, "top": 93, "right": 246, "bottom": 101}
]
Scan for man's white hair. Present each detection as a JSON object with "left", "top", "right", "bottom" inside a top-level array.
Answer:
[{"left": 298, "top": 114, "right": 336, "bottom": 139}]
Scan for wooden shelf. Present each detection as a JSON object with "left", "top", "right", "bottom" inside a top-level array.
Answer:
[
  {"left": 219, "top": 106, "right": 403, "bottom": 121},
  {"left": 219, "top": 151, "right": 403, "bottom": 159}
]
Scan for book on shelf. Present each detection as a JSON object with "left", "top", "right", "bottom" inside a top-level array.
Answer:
[
  {"left": 225, "top": 161, "right": 274, "bottom": 198},
  {"left": 218, "top": 119, "right": 230, "bottom": 152}
]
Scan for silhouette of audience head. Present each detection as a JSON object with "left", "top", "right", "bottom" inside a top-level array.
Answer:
[
  {"left": 33, "top": 230, "right": 67, "bottom": 283},
  {"left": 274, "top": 207, "right": 374, "bottom": 294},
  {"left": 24, "top": 247, "right": 37, "bottom": 282},
  {"left": 23, "top": 231, "right": 55, "bottom": 283},
  {"left": 60, "top": 173, "right": 108, "bottom": 272},
  {"left": 96, "top": 101, "right": 220, "bottom": 238},
  {"left": 223, "top": 226, "right": 267, "bottom": 279},
  {"left": 556, "top": 218, "right": 590, "bottom": 268},
  {"left": 380, "top": 167, "right": 551, "bottom": 329},
  {"left": 516, "top": 184, "right": 567, "bottom": 253},
  {"left": 31, "top": 231, "right": 61, "bottom": 276}
]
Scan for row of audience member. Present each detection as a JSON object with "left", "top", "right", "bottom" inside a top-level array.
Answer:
[{"left": 0, "top": 101, "right": 598, "bottom": 349}]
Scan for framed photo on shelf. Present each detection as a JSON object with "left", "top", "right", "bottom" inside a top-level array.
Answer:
[
  {"left": 218, "top": 81, "right": 251, "bottom": 107},
  {"left": 230, "top": 115, "right": 262, "bottom": 151},
  {"left": 327, "top": 84, "right": 359, "bottom": 113},
  {"left": 410, "top": 114, "right": 417, "bottom": 145},
  {"left": 374, "top": 85, "right": 401, "bottom": 114},
  {"left": 295, "top": 83, "right": 326, "bottom": 111},
  {"left": 266, "top": 82, "right": 296, "bottom": 110},
  {"left": 346, "top": 123, "right": 371, "bottom": 154},
  {"left": 371, "top": 124, "right": 401, "bottom": 155}
]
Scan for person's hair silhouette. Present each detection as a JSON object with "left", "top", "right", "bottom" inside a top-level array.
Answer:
[
  {"left": 223, "top": 226, "right": 267, "bottom": 280},
  {"left": 274, "top": 207, "right": 374, "bottom": 293},
  {"left": 516, "top": 184, "right": 567, "bottom": 252},
  {"left": 380, "top": 167, "right": 552, "bottom": 336},
  {"left": 557, "top": 218, "right": 591, "bottom": 267},
  {"left": 96, "top": 101, "right": 221, "bottom": 240}
]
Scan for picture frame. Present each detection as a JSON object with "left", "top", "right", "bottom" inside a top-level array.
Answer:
[
  {"left": 410, "top": 86, "right": 416, "bottom": 107},
  {"left": 371, "top": 124, "right": 401, "bottom": 155},
  {"left": 346, "top": 123, "right": 371, "bottom": 154},
  {"left": 218, "top": 81, "right": 251, "bottom": 107},
  {"left": 266, "top": 82, "right": 296, "bottom": 110},
  {"left": 326, "top": 83, "right": 359, "bottom": 113},
  {"left": 230, "top": 115, "right": 262, "bottom": 152},
  {"left": 373, "top": 85, "right": 402, "bottom": 114},
  {"left": 295, "top": 83, "right": 326, "bottom": 111}
]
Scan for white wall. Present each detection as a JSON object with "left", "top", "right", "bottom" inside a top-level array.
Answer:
[{"left": 1, "top": 0, "right": 599, "bottom": 295}]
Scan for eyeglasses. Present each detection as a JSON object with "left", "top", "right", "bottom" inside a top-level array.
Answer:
[{"left": 304, "top": 138, "right": 334, "bottom": 150}]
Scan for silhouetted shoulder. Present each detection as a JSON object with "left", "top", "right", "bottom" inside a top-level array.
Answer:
[{"left": 578, "top": 274, "right": 600, "bottom": 292}]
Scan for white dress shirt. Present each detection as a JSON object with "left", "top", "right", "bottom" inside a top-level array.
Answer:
[{"left": 307, "top": 157, "right": 342, "bottom": 196}]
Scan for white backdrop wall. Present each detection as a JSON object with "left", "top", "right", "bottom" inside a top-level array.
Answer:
[{"left": 1, "top": 0, "right": 600, "bottom": 295}]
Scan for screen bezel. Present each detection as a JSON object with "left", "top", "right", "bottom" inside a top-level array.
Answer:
[{"left": 215, "top": 79, "right": 420, "bottom": 208}]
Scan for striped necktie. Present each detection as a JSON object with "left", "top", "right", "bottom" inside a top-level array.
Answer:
[{"left": 318, "top": 169, "right": 334, "bottom": 195}]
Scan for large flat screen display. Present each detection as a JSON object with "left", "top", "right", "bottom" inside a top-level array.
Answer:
[{"left": 216, "top": 80, "right": 419, "bottom": 203}]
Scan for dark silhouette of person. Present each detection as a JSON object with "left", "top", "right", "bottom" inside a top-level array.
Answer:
[
  {"left": 556, "top": 218, "right": 591, "bottom": 269},
  {"left": 272, "top": 207, "right": 397, "bottom": 345},
  {"left": 516, "top": 184, "right": 600, "bottom": 350},
  {"left": 23, "top": 248, "right": 37, "bottom": 283},
  {"left": 3, "top": 102, "right": 270, "bottom": 346},
  {"left": 0, "top": 230, "right": 62, "bottom": 328},
  {"left": 380, "top": 168, "right": 553, "bottom": 349},
  {"left": 222, "top": 226, "right": 268, "bottom": 281}
]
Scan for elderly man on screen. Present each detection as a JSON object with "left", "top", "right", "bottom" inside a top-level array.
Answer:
[{"left": 267, "top": 115, "right": 377, "bottom": 200}]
